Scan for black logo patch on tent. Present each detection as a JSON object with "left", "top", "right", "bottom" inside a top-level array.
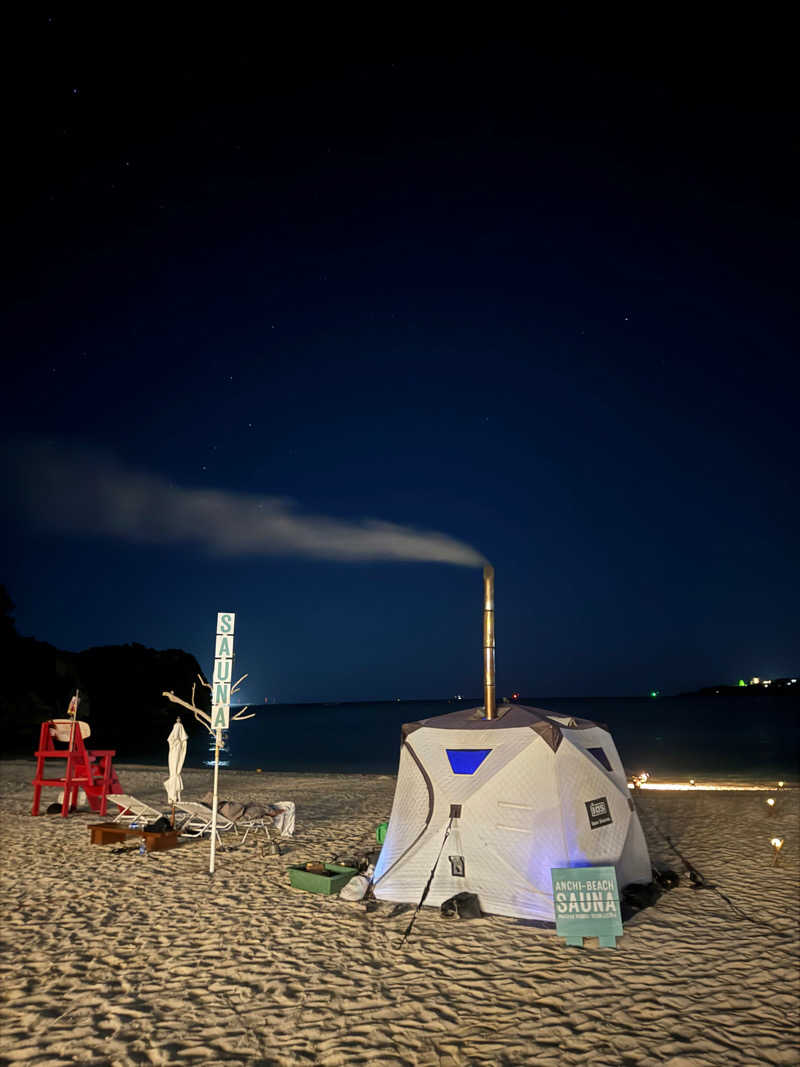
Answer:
[{"left": 585, "top": 796, "right": 613, "bottom": 829}]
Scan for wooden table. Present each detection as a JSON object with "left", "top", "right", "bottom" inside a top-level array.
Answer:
[{"left": 88, "top": 823, "right": 180, "bottom": 852}]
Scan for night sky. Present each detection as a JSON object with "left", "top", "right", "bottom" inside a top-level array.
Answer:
[{"left": 3, "top": 15, "right": 797, "bottom": 702}]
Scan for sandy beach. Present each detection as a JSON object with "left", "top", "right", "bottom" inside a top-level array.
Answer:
[{"left": 1, "top": 760, "right": 798, "bottom": 1066}]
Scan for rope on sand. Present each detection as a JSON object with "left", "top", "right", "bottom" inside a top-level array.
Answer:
[{"left": 635, "top": 789, "right": 792, "bottom": 937}]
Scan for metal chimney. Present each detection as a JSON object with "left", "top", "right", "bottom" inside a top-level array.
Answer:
[{"left": 483, "top": 564, "right": 496, "bottom": 720}]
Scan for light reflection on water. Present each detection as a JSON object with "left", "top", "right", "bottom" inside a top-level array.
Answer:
[{"left": 204, "top": 730, "right": 231, "bottom": 768}]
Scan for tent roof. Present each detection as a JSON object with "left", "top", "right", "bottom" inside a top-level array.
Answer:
[{"left": 401, "top": 702, "right": 605, "bottom": 753}]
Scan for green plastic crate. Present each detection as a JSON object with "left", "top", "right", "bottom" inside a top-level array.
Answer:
[{"left": 287, "top": 863, "right": 358, "bottom": 895}]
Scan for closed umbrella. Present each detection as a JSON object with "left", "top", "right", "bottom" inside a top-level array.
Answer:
[{"left": 164, "top": 717, "right": 188, "bottom": 826}]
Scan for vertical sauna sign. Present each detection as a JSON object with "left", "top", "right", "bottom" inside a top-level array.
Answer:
[{"left": 212, "top": 612, "right": 235, "bottom": 730}]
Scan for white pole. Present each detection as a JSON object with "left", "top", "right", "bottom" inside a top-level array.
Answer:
[
  {"left": 209, "top": 728, "right": 222, "bottom": 875},
  {"left": 67, "top": 689, "right": 79, "bottom": 753},
  {"left": 63, "top": 690, "right": 80, "bottom": 815}
]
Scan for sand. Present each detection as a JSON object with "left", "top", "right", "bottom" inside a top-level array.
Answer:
[{"left": 1, "top": 760, "right": 798, "bottom": 1067}]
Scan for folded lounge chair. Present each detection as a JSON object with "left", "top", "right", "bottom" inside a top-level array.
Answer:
[
  {"left": 177, "top": 799, "right": 296, "bottom": 845},
  {"left": 174, "top": 801, "right": 240, "bottom": 843},
  {"left": 231, "top": 801, "right": 295, "bottom": 844},
  {"left": 214, "top": 799, "right": 296, "bottom": 843},
  {"left": 106, "top": 794, "right": 165, "bottom": 825}
]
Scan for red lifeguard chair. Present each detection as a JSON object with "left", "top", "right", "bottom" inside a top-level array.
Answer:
[{"left": 32, "top": 714, "right": 123, "bottom": 817}]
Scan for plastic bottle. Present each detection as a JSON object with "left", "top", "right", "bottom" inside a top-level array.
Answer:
[{"left": 139, "top": 839, "right": 146, "bottom": 856}]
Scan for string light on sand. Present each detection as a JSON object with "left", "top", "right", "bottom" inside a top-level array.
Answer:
[
  {"left": 625, "top": 771, "right": 796, "bottom": 793},
  {"left": 628, "top": 781, "right": 787, "bottom": 792},
  {"left": 771, "top": 838, "right": 784, "bottom": 866},
  {"left": 766, "top": 798, "right": 776, "bottom": 807}
]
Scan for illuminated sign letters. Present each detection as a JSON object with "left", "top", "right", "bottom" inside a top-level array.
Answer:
[
  {"left": 550, "top": 866, "right": 623, "bottom": 948},
  {"left": 212, "top": 612, "right": 235, "bottom": 730}
]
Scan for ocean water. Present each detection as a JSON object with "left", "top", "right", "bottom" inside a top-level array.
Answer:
[{"left": 179, "top": 692, "right": 799, "bottom": 784}]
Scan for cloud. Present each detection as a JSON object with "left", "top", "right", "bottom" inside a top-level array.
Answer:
[{"left": 9, "top": 441, "right": 486, "bottom": 566}]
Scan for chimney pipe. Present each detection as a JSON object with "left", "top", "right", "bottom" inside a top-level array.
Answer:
[{"left": 483, "top": 564, "right": 496, "bottom": 720}]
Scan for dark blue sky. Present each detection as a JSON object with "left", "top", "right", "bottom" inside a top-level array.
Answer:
[{"left": 3, "top": 16, "right": 797, "bottom": 701}]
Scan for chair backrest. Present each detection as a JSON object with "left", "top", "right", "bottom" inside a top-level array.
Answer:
[
  {"left": 177, "top": 801, "right": 237, "bottom": 828},
  {"left": 108, "top": 794, "right": 160, "bottom": 814},
  {"left": 50, "top": 719, "right": 91, "bottom": 742}
]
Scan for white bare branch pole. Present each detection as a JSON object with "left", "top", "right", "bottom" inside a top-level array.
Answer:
[
  {"left": 162, "top": 689, "right": 212, "bottom": 731},
  {"left": 231, "top": 674, "right": 248, "bottom": 694},
  {"left": 67, "top": 689, "right": 79, "bottom": 752},
  {"left": 65, "top": 690, "right": 79, "bottom": 815},
  {"left": 209, "top": 728, "right": 222, "bottom": 875},
  {"left": 206, "top": 676, "right": 244, "bottom": 874},
  {"left": 230, "top": 675, "right": 255, "bottom": 720},
  {"left": 163, "top": 614, "right": 258, "bottom": 877}
]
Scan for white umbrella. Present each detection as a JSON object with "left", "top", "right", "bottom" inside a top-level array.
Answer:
[{"left": 164, "top": 717, "right": 188, "bottom": 822}]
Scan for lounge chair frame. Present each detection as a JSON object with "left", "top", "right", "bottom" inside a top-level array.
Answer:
[
  {"left": 106, "top": 794, "right": 165, "bottom": 825},
  {"left": 174, "top": 801, "right": 240, "bottom": 844}
]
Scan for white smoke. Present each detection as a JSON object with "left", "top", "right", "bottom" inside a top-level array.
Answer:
[{"left": 10, "top": 440, "right": 486, "bottom": 566}]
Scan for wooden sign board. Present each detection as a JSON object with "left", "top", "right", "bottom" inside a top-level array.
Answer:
[{"left": 550, "top": 866, "right": 623, "bottom": 948}]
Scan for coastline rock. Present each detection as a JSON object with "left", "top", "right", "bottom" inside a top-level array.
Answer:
[{"left": 0, "top": 585, "right": 209, "bottom": 756}]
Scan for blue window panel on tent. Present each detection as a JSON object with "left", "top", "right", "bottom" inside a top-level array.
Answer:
[
  {"left": 588, "top": 747, "right": 612, "bottom": 771},
  {"left": 446, "top": 749, "right": 492, "bottom": 774}
]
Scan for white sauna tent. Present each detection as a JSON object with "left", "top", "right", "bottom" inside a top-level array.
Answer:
[
  {"left": 372, "top": 702, "right": 652, "bottom": 921},
  {"left": 372, "top": 567, "right": 652, "bottom": 922}
]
